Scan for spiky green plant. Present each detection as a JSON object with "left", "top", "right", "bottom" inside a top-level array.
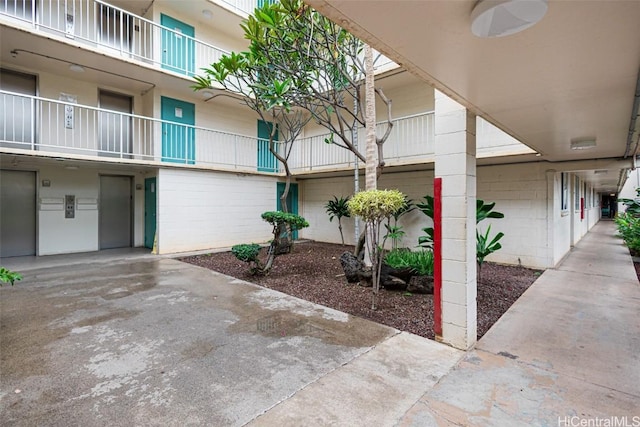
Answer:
[{"left": 325, "top": 196, "right": 351, "bottom": 245}]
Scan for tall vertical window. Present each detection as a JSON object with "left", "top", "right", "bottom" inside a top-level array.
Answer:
[
  {"left": 561, "top": 172, "right": 568, "bottom": 211},
  {"left": 574, "top": 176, "right": 580, "bottom": 211}
]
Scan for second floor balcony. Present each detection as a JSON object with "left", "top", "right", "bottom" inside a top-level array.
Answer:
[
  {"left": 0, "top": 90, "right": 535, "bottom": 174},
  {"left": 0, "top": 0, "right": 229, "bottom": 78}
]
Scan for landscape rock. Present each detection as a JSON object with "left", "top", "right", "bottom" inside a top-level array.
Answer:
[
  {"left": 407, "top": 275, "right": 434, "bottom": 294},
  {"left": 340, "top": 252, "right": 362, "bottom": 283},
  {"left": 382, "top": 275, "right": 407, "bottom": 291}
]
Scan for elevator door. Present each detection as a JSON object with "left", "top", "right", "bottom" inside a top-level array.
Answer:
[
  {"left": 0, "top": 170, "right": 36, "bottom": 257},
  {"left": 99, "top": 175, "right": 132, "bottom": 249}
]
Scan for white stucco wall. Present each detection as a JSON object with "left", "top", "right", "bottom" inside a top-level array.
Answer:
[
  {"left": 37, "top": 164, "right": 145, "bottom": 255},
  {"left": 156, "top": 168, "right": 278, "bottom": 253}
]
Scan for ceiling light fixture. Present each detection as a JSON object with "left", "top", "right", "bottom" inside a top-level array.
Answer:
[
  {"left": 471, "top": 0, "right": 548, "bottom": 38},
  {"left": 69, "top": 64, "right": 84, "bottom": 72},
  {"left": 201, "top": 90, "right": 214, "bottom": 99},
  {"left": 202, "top": 9, "right": 213, "bottom": 19},
  {"left": 570, "top": 138, "right": 597, "bottom": 150}
]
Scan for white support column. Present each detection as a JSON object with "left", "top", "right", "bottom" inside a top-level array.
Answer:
[{"left": 434, "top": 90, "right": 477, "bottom": 350}]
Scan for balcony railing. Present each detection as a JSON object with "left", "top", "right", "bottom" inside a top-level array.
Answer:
[
  {"left": 1, "top": 90, "right": 530, "bottom": 173},
  {"left": 0, "top": 0, "right": 228, "bottom": 77},
  {"left": 289, "top": 112, "right": 435, "bottom": 173},
  {"left": 0, "top": 90, "right": 271, "bottom": 171}
]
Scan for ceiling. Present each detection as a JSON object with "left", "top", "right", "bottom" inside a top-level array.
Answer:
[{"left": 305, "top": 0, "right": 640, "bottom": 191}]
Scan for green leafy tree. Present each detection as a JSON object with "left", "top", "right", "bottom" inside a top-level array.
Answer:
[
  {"left": 325, "top": 196, "right": 351, "bottom": 245},
  {"left": 196, "top": 0, "right": 396, "bottom": 258},
  {"left": 618, "top": 187, "right": 640, "bottom": 217},
  {"left": 347, "top": 189, "right": 405, "bottom": 309},
  {"left": 193, "top": 22, "right": 311, "bottom": 220}
]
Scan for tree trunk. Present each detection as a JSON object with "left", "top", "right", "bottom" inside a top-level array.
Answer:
[{"left": 364, "top": 44, "right": 377, "bottom": 192}]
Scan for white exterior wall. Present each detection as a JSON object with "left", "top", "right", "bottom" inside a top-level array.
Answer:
[
  {"left": 300, "top": 163, "right": 583, "bottom": 270},
  {"left": 618, "top": 168, "right": 640, "bottom": 214},
  {"left": 300, "top": 170, "right": 435, "bottom": 247},
  {"left": 157, "top": 168, "right": 277, "bottom": 253},
  {"left": 477, "top": 163, "right": 549, "bottom": 268},
  {"left": 36, "top": 164, "right": 145, "bottom": 255}
]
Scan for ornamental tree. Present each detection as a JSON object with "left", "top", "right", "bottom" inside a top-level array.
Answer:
[
  {"left": 231, "top": 211, "right": 309, "bottom": 275},
  {"left": 347, "top": 189, "right": 405, "bottom": 309}
]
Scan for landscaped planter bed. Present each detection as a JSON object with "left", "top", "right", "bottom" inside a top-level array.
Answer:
[{"left": 180, "top": 241, "right": 542, "bottom": 339}]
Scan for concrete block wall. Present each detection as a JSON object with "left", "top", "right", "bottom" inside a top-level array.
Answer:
[
  {"left": 300, "top": 170, "right": 435, "bottom": 248},
  {"left": 157, "top": 168, "right": 277, "bottom": 253},
  {"left": 301, "top": 163, "right": 555, "bottom": 269},
  {"left": 477, "top": 163, "right": 549, "bottom": 268}
]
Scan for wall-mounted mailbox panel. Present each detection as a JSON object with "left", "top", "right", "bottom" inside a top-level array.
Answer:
[{"left": 65, "top": 195, "right": 75, "bottom": 219}]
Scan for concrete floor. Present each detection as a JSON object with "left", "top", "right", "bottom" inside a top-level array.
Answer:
[
  {"left": 1, "top": 221, "right": 638, "bottom": 426},
  {"left": 398, "top": 220, "right": 640, "bottom": 426}
]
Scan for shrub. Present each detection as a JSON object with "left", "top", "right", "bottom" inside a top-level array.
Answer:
[
  {"left": 385, "top": 249, "right": 434, "bottom": 276},
  {"left": 232, "top": 244, "right": 264, "bottom": 274},
  {"left": 0, "top": 267, "right": 22, "bottom": 286},
  {"left": 615, "top": 212, "right": 640, "bottom": 255},
  {"left": 232, "top": 243, "right": 262, "bottom": 263},
  {"left": 348, "top": 189, "right": 406, "bottom": 309}
]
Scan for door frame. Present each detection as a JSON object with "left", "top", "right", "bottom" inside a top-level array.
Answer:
[
  {"left": 160, "top": 13, "right": 195, "bottom": 75},
  {"left": 144, "top": 176, "right": 157, "bottom": 249}
]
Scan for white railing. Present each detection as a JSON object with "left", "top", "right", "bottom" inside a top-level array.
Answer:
[
  {"left": 0, "top": 90, "right": 529, "bottom": 173},
  {"left": 288, "top": 112, "right": 435, "bottom": 172},
  {"left": 210, "top": 0, "right": 259, "bottom": 16},
  {"left": 0, "top": 90, "right": 274, "bottom": 171},
  {"left": 0, "top": 0, "right": 228, "bottom": 77}
]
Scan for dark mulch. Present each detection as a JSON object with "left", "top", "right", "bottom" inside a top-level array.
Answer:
[
  {"left": 180, "top": 241, "right": 543, "bottom": 340},
  {"left": 634, "top": 262, "right": 640, "bottom": 282}
]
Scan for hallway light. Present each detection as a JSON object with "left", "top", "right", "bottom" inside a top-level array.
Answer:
[
  {"left": 570, "top": 139, "right": 597, "bottom": 150},
  {"left": 202, "top": 9, "right": 213, "bottom": 19},
  {"left": 69, "top": 64, "right": 84, "bottom": 72},
  {"left": 471, "top": 0, "right": 548, "bottom": 38}
]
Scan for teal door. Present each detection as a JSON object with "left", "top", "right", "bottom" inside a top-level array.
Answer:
[
  {"left": 161, "top": 96, "right": 195, "bottom": 164},
  {"left": 161, "top": 14, "right": 195, "bottom": 75},
  {"left": 277, "top": 182, "right": 299, "bottom": 239},
  {"left": 258, "top": 120, "right": 278, "bottom": 172},
  {"left": 144, "top": 177, "right": 157, "bottom": 249}
]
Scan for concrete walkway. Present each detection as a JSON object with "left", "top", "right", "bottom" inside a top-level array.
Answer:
[
  {"left": 1, "top": 221, "right": 637, "bottom": 426},
  {"left": 398, "top": 220, "right": 640, "bottom": 426}
]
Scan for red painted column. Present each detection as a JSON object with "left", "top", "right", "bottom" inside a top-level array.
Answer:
[{"left": 433, "top": 177, "right": 442, "bottom": 338}]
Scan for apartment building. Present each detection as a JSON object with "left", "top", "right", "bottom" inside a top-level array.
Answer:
[{"left": 0, "top": 0, "right": 629, "bottom": 273}]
